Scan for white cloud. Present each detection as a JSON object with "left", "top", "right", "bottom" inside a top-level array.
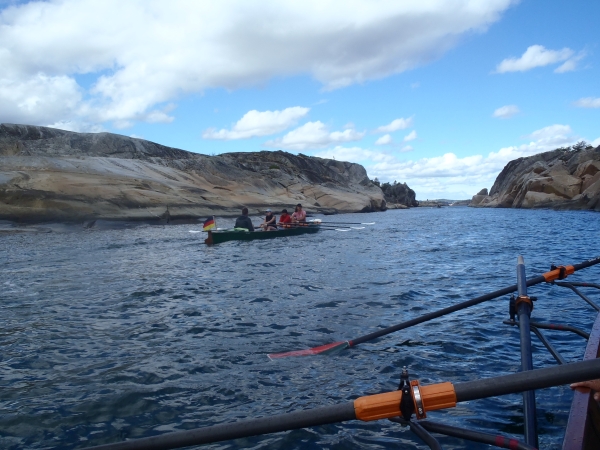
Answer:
[
  {"left": 592, "top": 137, "right": 600, "bottom": 147},
  {"left": 375, "top": 134, "right": 392, "bottom": 145},
  {"left": 573, "top": 97, "right": 600, "bottom": 108},
  {"left": 46, "top": 120, "right": 105, "bottom": 133},
  {"left": 266, "top": 121, "right": 365, "bottom": 150},
  {"left": 145, "top": 103, "right": 177, "bottom": 124},
  {"left": 403, "top": 130, "right": 417, "bottom": 142},
  {"left": 555, "top": 51, "right": 586, "bottom": 73},
  {"left": 313, "top": 146, "right": 397, "bottom": 164},
  {"left": 309, "top": 123, "right": 582, "bottom": 199},
  {"left": 400, "top": 145, "right": 413, "bottom": 153},
  {"left": 202, "top": 107, "right": 309, "bottom": 140},
  {"left": 0, "top": 73, "right": 83, "bottom": 125},
  {"left": 525, "top": 124, "right": 573, "bottom": 148},
  {"left": 0, "top": 0, "right": 515, "bottom": 127},
  {"left": 375, "top": 117, "right": 414, "bottom": 133},
  {"left": 554, "top": 60, "right": 576, "bottom": 73},
  {"left": 493, "top": 104, "right": 520, "bottom": 119},
  {"left": 495, "top": 45, "right": 575, "bottom": 73}
]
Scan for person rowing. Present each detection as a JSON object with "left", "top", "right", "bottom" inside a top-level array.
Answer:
[
  {"left": 259, "top": 209, "right": 277, "bottom": 231},
  {"left": 278, "top": 208, "right": 292, "bottom": 228},
  {"left": 234, "top": 207, "right": 254, "bottom": 231},
  {"left": 291, "top": 203, "right": 306, "bottom": 223}
]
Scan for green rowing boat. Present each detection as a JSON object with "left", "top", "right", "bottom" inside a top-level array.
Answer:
[{"left": 205, "top": 225, "right": 320, "bottom": 245}]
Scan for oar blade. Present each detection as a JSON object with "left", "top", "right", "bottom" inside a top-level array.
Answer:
[{"left": 268, "top": 341, "right": 349, "bottom": 359}]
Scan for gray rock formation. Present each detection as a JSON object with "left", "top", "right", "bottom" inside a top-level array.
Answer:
[
  {"left": 470, "top": 188, "right": 489, "bottom": 207},
  {"left": 470, "top": 145, "right": 600, "bottom": 211},
  {"left": 378, "top": 181, "right": 418, "bottom": 207},
  {"left": 0, "top": 123, "right": 386, "bottom": 223}
]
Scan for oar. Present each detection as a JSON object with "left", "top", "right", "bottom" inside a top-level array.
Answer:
[
  {"left": 268, "top": 256, "right": 600, "bottom": 359},
  {"left": 189, "top": 225, "right": 354, "bottom": 233},
  {"left": 83, "top": 358, "right": 600, "bottom": 450},
  {"left": 279, "top": 224, "right": 355, "bottom": 230},
  {"left": 316, "top": 221, "right": 375, "bottom": 225},
  {"left": 285, "top": 222, "right": 366, "bottom": 230},
  {"left": 312, "top": 224, "right": 366, "bottom": 230}
]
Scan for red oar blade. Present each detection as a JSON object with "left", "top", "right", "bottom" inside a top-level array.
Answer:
[{"left": 268, "top": 341, "right": 350, "bottom": 360}]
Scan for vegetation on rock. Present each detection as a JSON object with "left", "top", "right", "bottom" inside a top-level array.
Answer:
[{"left": 371, "top": 178, "right": 418, "bottom": 207}]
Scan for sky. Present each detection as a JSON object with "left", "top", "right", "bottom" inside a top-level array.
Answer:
[{"left": 1, "top": 0, "right": 599, "bottom": 200}]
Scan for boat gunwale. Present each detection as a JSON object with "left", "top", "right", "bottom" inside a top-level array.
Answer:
[
  {"left": 205, "top": 224, "right": 320, "bottom": 245},
  {"left": 563, "top": 311, "right": 600, "bottom": 449}
]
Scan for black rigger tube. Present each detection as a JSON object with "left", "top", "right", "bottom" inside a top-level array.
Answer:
[
  {"left": 530, "top": 326, "right": 567, "bottom": 365},
  {"left": 503, "top": 320, "right": 590, "bottom": 340},
  {"left": 554, "top": 281, "right": 600, "bottom": 312},
  {"left": 416, "top": 421, "right": 536, "bottom": 450},
  {"left": 515, "top": 255, "right": 537, "bottom": 448},
  {"left": 388, "top": 418, "right": 443, "bottom": 450}
]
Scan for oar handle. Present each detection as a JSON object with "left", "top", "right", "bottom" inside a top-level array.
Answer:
[{"left": 454, "top": 356, "right": 600, "bottom": 402}]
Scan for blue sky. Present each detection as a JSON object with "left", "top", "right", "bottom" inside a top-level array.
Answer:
[{"left": 1, "top": 0, "right": 599, "bottom": 199}]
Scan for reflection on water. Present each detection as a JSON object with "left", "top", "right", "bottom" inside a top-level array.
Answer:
[{"left": 1, "top": 207, "right": 599, "bottom": 449}]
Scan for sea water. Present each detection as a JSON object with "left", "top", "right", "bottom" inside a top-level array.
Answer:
[{"left": 1, "top": 207, "right": 599, "bottom": 449}]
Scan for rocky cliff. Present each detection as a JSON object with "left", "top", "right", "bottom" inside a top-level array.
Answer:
[
  {"left": 470, "top": 145, "right": 600, "bottom": 211},
  {"left": 0, "top": 124, "right": 387, "bottom": 223},
  {"left": 376, "top": 181, "right": 418, "bottom": 208}
]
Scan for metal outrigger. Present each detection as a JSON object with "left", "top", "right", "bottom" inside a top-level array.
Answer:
[{"left": 389, "top": 256, "right": 600, "bottom": 450}]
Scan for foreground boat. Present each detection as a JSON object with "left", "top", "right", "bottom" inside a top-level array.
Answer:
[
  {"left": 84, "top": 256, "right": 600, "bottom": 450},
  {"left": 204, "top": 224, "right": 320, "bottom": 245},
  {"left": 564, "top": 296, "right": 600, "bottom": 449}
]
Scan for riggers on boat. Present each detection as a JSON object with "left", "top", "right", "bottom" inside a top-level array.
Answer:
[
  {"left": 204, "top": 222, "right": 321, "bottom": 245},
  {"left": 85, "top": 256, "right": 600, "bottom": 450}
]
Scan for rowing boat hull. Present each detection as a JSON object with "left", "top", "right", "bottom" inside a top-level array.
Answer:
[
  {"left": 205, "top": 226, "right": 320, "bottom": 245},
  {"left": 563, "top": 312, "right": 600, "bottom": 450}
]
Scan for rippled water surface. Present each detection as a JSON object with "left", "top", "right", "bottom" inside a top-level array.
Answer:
[{"left": 1, "top": 207, "right": 599, "bottom": 450}]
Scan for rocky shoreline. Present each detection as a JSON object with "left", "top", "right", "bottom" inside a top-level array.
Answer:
[
  {"left": 0, "top": 124, "right": 388, "bottom": 224},
  {"left": 470, "top": 144, "right": 600, "bottom": 211}
]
